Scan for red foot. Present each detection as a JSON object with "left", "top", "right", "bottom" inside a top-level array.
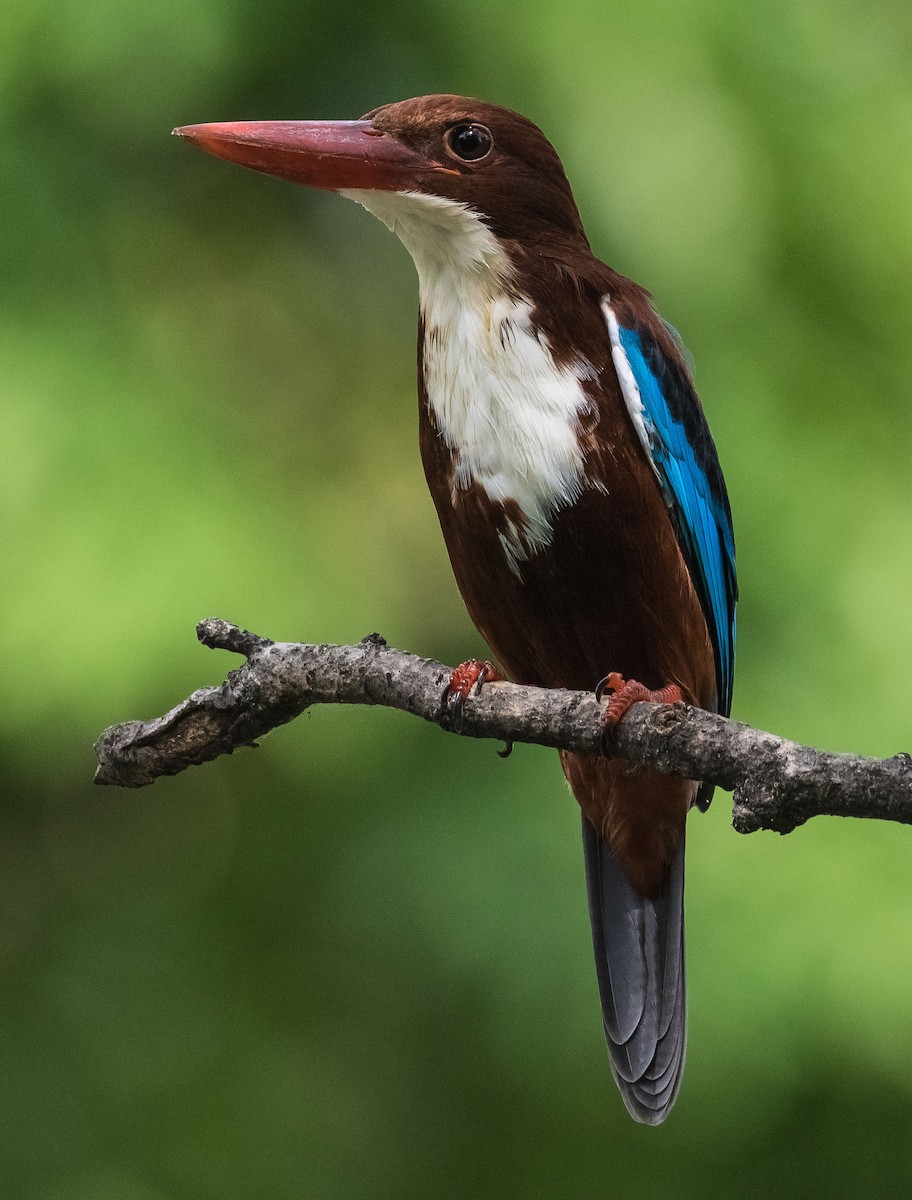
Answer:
[
  {"left": 444, "top": 659, "right": 502, "bottom": 706},
  {"left": 444, "top": 659, "right": 502, "bottom": 732},
  {"left": 596, "top": 672, "right": 683, "bottom": 727}
]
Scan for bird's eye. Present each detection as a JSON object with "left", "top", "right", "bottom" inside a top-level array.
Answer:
[{"left": 445, "top": 123, "right": 493, "bottom": 163}]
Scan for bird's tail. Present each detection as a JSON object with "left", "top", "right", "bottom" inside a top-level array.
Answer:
[{"left": 581, "top": 815, "right": 686, "bottom": 1124}]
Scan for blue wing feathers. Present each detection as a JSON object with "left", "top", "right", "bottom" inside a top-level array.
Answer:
[{"left": 617, "top": 326, "right": 736, "bottom": 716}]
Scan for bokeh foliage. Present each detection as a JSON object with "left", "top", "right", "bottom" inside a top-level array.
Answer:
[{"left": 4, "top": 0, "right": 912, "bottom": 1195}]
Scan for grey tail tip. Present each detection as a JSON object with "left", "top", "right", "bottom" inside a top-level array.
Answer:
[{"left": 582, "top": 817, "right": 687, "bottom": 1126}]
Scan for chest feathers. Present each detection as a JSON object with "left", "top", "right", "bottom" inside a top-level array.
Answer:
[{"left": 341, "top": 188, "right": 598, "bottom": 569}]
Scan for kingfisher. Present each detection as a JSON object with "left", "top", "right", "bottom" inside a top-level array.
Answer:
[{"left": 175, "top": 95, "right": 736, "bottom": 1124}]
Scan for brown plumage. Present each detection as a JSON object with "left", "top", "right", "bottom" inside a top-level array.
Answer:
[
  {"left": 175, "top": 93, "right": 735, "bottom": 1124},
  {"left": 417, "top": 262, "right": 716, "bottom": 896}
]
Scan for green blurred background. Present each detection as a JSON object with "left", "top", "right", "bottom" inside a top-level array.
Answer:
[{"left": 4, "top": 0, "right": 912, "bottom": 1195}]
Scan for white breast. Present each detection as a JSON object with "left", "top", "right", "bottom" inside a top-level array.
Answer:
[{"left": 340, "top": 188, "right": 597, "bottom": 570}]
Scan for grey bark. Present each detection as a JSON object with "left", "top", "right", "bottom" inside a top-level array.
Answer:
[{"left": 93, "top": 618, "right": 912, "bottom": 835}]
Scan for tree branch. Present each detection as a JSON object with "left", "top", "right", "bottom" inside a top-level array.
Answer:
[{"left": 93, "top": 618, "right": 912, "bottom": 835}]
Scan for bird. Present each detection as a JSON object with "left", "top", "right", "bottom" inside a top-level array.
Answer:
[{"left": 174, "top": 95, "right": 737, "bottom": 1125}]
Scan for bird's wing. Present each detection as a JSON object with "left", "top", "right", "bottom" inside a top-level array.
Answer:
[{"left": 603, "top": 301, "right": 737, "bottom": 717}]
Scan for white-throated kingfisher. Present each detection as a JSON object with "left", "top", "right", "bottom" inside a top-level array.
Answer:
[{"left": 175, "top": 96, "right": 737, "bottom": 1125}]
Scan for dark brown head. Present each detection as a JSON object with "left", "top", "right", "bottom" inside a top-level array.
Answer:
[{"left": 174, "top": 94, "right": 588, "bottom": 249}]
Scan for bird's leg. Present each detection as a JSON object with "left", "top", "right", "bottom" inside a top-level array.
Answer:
[
  {"left": 443, "top": 658, "right": 503, "bottom": 732},
  {"left": 596, "top": 672, "right": 683, "bottom": 728},
  {"left": 445, "top": 658, "right": 503, "bottom": 701}
]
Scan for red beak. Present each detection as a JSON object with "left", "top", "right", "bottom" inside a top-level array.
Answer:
[{"left": 172, "top": 120, "right": 434, "bottom": 191}]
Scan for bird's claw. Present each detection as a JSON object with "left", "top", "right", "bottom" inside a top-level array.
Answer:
[
  {"left": 596, "top": 672, "right": 683, "bottom": 740},
  {"left": 443, "top": 658, "right": 502, "bottom": 731}
]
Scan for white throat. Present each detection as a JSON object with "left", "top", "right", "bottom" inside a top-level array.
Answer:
[{"left": 340, "top": 189, "right": 596, "bottom": 569}]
